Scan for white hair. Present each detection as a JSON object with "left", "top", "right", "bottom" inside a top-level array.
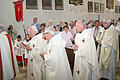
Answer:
[
  {"left": 102, "top": 19, "right": 111, "bottom": 23},
  {"left": 44, "top": 29, "right": 56, "bottom": 36},
  {"left": 28, "top": 26, "right": 38, "bottom": 34},
  {"left": 48, "top": 19, "right": 53, "bottom": 23}
]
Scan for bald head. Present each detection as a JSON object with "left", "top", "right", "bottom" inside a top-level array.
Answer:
[
  {"left": 76, "top": 20, "right": 85, "bottom": 33},
  {"left": 48, "top": 19, "right": 53, "bottom": 27},
  {"left": 103, "top": 19, "right": 111, "bottom": 28},
  {"left": 0, "top": 25, "right": 4, "bottom": 28},
  {"left": 28, "top": 26, "right": 38, "bottom": 38},
  {"left": 0, "top": 25, "right": 5, "bottom": 33}
]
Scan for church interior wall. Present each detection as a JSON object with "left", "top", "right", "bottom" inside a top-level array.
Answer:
[{"left": 0, "top": 0, "right": 120, "bottom": 38}]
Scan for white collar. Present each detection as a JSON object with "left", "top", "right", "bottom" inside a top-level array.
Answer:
[
  {"left": 34, "top": 22, "right": 37, "bottom": 26},
  {"left": 49, "top": 25, "right": 54, "bottom": 28}
]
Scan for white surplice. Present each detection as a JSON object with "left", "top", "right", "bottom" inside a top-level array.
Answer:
[
  {"left": 14, "top": 39, "right": 24, "bottom": 57},
  {"left": 44, "top": 34, "right": 73, "bottom": 80},
  {"left": 23, "top": 40, "right": 30, "bottom": 59},
  {"left": 73, "top": 28, "right": 100, "bottom": 80}
]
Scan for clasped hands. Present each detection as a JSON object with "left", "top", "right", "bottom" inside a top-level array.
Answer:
[
  {"left": 40, "top": 53, "right": 46, "bottom": 60},
  {"left": 97, "top": 40, "right": 102, "bottom": 45},
  {"left": 72, "top": 44, "right": 78, "bottom": 50}
]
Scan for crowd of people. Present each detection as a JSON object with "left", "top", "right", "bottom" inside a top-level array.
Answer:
[{"left": 0, "top": 17, "right": 120, "bottom": 80}]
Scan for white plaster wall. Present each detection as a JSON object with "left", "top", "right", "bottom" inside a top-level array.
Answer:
[
  {"left": 0, "top": 0, "right": 24, "bottom": 38},
  {"left": 0, "top": 0, "right": 120, "bottom": 38}
]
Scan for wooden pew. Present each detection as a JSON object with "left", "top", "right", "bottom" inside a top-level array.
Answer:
[{"left": 65, "top": 48, "right": 75, "bottom": 73}]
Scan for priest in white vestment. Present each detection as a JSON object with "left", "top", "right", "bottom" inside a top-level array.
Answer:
[
  {"left": 73, "top": 21, "right": 100, "bottom": 80},
  {"left": 98, "top": 20, "right": 119, "bottom": 80},
  {"left": 0, "top": 26, "right": 19, "bottom": 80},
  {"left": 26, "top": 26, "right": 45, "bottom": 80},
  {"left": 41, "top": 31, "right": 73, "bottom": 80}
]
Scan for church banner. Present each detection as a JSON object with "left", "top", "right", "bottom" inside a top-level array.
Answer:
[{"left": 13, "top": 1, "right": 23, "bottom": 22}]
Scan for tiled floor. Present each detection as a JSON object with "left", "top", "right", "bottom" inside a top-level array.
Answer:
[
  {"left": 16, "top": 66, "right": 120, "bottom": 80},
  {"left": 116, "top": 64, "right": 120, "bottom": 80},
  {"left": 16, "top": 67, "right": 27, "bottom": 80}
]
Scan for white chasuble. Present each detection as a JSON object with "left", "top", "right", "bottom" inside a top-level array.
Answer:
[
  {"left": 27, "top": 35, "right": 45, "bottom": 80},
  {"left": 44, "top": 36, "right": 73, "bottom": 80},
  {"left": 73, "top": 29, "right": 100, "bottom": 80}
]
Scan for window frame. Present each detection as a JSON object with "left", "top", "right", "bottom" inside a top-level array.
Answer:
[
  {"left": 42, "top": 0, "right": 52, "bottom": 10},
  {"left": 88, "top": 1, "right": 93, "bottom": 12},
  {"left": 26, "top": 0, "right": 38, "bottom": 10},
  {"left": 55, "top": 0, "right": 64, "bottom": 10}
]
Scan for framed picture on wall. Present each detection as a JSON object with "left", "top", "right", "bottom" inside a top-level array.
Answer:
[
  {"left": 77, "top": 0, "right": 83, "bottom": 3},
  {"left": 100, "top": 3, "right": 104, "bottom": 13},
  {"left": 69, "top": 0, "right": 83, "bottom": 5},
  {"left": 69, "top": 0, "right": 75, "bottom": 4},
  {"left": 26, "top": 0, "right": 38, "bottom": 10},
  {"left": 88, "top": 1, "right": 93, "bottom": 12},
  {"left": 94, "top": 2, "right": 99, "bottom": 13}
]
